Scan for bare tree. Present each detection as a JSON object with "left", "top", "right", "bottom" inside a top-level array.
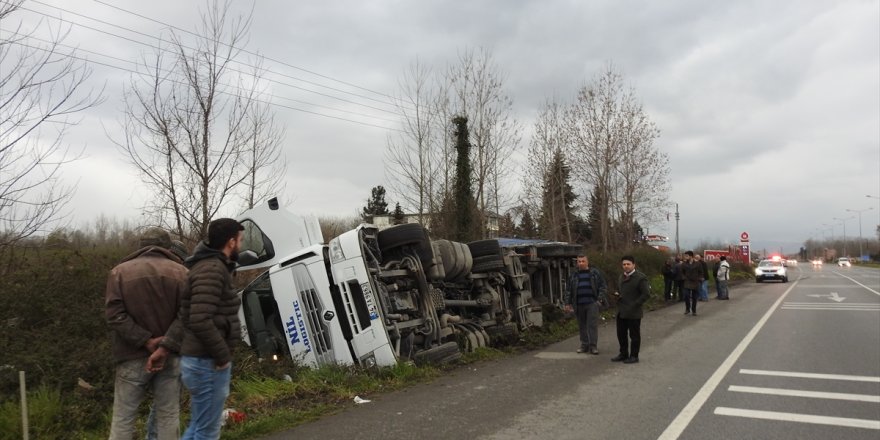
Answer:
[
  {"left": 240, "top": 99, "right": 286, "bottom": 210},
  {"left": 116, "top": 0, "right": 284, "bottom": 241},
  {"left": 0, "top": 1, "right": 103, "bottom": 249},
  {"left": 445, "top": 48, "right": 521, "bottom": 237},
  {"left": 566, "top": 63, "right": 667, "bottom": 250},
  {"left": 525, "top": 99, "right": 575, "bottom": 241},
  {"left": 385, "top": 59, "right": 438, "bottom": 224}
]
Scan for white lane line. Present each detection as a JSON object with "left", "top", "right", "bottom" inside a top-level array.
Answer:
[
  {"left": 781, "top": 307, "right": 880, "bottom": 311},
  {"left": 784, "top": 302, "right": 880, "bottom": 306},
  {"left": 656, "top": 281, "right": 799, "bottom": 440},
  {"left": 728, "top": 385, "right": 880, "bottom": 403},
  {"left": 533, "top": 352, "right": 589, "bottom": 360},
  {"left": 834, "top": 272, "right": 880, "bottom": 296},
  {"left": 739, "top": 369, "right": 880, "bottom": 383},
  {"left": 714, "top": 407, "right": 880, "bottom": 430}
]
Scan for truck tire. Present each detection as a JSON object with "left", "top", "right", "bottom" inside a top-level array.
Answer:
[
  {"left": 426, "top": 241, "right": 447, "bottom": 281},
  {"left": 468, "top": 239, "right": 501, "bottom": 258},
  {"left": 472, "top": 255, "right": 504, "bottom": 273},
  {"left": 486, "top": 323, "right": 519, "bottom": 346},
  {"left": 377, "top": 224, "right": 434, "bottom": 265},
  {"left": 412, "top": 341, "right": 462, "bottom": 366}
]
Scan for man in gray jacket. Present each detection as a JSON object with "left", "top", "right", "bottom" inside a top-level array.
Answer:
[
  {"left": 105, "top": 228, "right": 187, "bottom": 440},
  {"left": 564, "top": 255, "right": 608, "bottom": 354},
  {"left": 610, "top": 255, "right": 651, "bottom": 364}
]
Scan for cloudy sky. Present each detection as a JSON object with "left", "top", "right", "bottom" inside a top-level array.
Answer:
[{"left": 7, "top": 0, "right": 880, "bottom": 254}]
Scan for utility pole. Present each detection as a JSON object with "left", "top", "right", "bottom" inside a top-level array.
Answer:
[
  {"left": 833, "top": 216, "right": 855, "bottom": 257},
  {"left": 847, "top": 207, "right": 873, "bottom": 261},
  {"left": 675, "top": 203, "right": 680, "bottom": 256}
]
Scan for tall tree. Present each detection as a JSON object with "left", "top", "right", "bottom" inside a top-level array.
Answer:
[
  {"left": 538, "top": 150, "right": 577, "bottom": 242},
  {"left": 362, "top": 185, "right": 390, "bottom": 222},
  {"left": 445, "top": 48, "right": 521, "bottom": 237},
  {"left": 450, "top": 116, "right": 478, "bottom": 242},
  {"left": 518, "top": 208, "right": 538, "bottom": 238},
  {"left": 116, "top": 0, "right": 283, "bottom": 242},
  {"left": 391, "top": 202, "right": 405, "bottom": 225},
  {"left": 0, "top": 1, "right": 103, "bottom": 249}
]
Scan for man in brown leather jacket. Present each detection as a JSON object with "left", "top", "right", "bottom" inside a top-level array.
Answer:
[{"left": 105, "top": 228, "right": 187, "bottom": 440}]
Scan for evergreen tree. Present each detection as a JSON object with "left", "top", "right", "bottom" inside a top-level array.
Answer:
[
  {"left": 538, "top": 150, "right": 577, "bottom": 242},
  {"left": 362, "top": 185, "right": 390, "bottom": 222},
  {"left": 392, "top": 202, "right": 406, "bottom": 225},
  {"left": 451, "top": 116, "right": 479, "bottom": 242},
  {"left": 586, "top": 185, "right": 602, "bottom": 246},
  {"left": 498, "top": 212, "right": 517, "bottom": 237},
  {"left": 519, "top": 209, "right": 538, "bottom": 238}
]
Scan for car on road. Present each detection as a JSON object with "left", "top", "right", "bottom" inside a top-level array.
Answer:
[
  {"left": 755, "top": 259, "right": 788, "bottom": 283},
  {"left": 811, "top": 258, "right": 823, "bottom": 266},
  {"left": 837, "top": 257, "right": 852, "bottom": 267},
  {"left": 786, "top": 259, "right": 798, "bottom": 266}
]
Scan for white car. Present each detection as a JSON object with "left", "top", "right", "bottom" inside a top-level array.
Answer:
[
  {"left": 811, "top": 259, "right": 823, "bottom": 266},
  {"left": 755, "top": 260, "right": 788, "bottom": 283},
  {"left": 837, "top": 257, "right": 852, "bottom": 267},
  {"left": 786, "top": 259, "right": 798, "bottom": 267}
]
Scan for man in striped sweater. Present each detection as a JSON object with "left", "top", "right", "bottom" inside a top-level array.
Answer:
[{"left": 565, "top": 255, "right": 608, "bottom": 355}]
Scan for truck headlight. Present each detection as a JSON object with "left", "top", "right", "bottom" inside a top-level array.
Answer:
[
  {"left": 329, "top": 238, "right": 345, "bottom": 263},
  {"left": 755, "top": 269, "right": 762, "bottom": 275},
  {"left": 360, "top": 353, "right": 377, "bottom": 369}
]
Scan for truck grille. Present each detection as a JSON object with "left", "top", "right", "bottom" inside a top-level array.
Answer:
[{"left": 291, "top": 266, "right": 332, "bottom": 362}]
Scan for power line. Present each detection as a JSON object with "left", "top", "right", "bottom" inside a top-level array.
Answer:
[
  {"left": 3, "top": 37, "right": 404, "bottom": 132},
  {"left": 23, "top": 0, "right": 412, "bottom": 115},
  {"left": 0, "top": 28, "right": 402, "bottom": 124},
  {"left": 90, "top": 0, "right": 400, "bottom": 103}
]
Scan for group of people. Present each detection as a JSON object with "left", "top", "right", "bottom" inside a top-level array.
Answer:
[
  {"left": 662, "top": 252, "right": 731, "bottom": 314},
  {"left": 564, "top": 251, "right": 731, "bottom": 364},
  {"left": 105, "top": 218, "right": 245, "bottom": 440}
]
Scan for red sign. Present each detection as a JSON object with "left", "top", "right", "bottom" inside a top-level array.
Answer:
[
  {"left": 740, "top": 232, "right": 749, "bottom": 241},
  {"left": 703, "top": 250, "right": 729, "bottom": 261}
]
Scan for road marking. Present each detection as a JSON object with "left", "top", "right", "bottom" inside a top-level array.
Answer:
[
  {"left": 714, "top": 407, "right": 880, "bottom": 430},
  {"left": 783, "top": 302, "right": 880, "bottom": 306},
  {"left": 781, "top": 304, "right": 880, "bottom": 311},
  {"left": 728, "top": 385, "right": 880, "bottom": 402},
  {"left": 656, "top": 280, "right": 798, "bottom": 440},
  {"left": 533, "top": 352, "right": 589, "bottom": 360},
  {"left": 805, "top": 292, "right": 845, "bottom": 301},
  {"left": 834, "top": 272, "right": 880, "bottom": 296},
  {"left": 739, "top": 369, "right": 880, "bottom": 383}
]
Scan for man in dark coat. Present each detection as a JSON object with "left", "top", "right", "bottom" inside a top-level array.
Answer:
[
  {"left": 106, "top": 228, "right": 187, "bottom": 440},
  {"left": 610, "top": 255, "right": 651, "bottom": 364},
  {"left": 681, "top": 251, "right": 703, "bottom": 315},
  {"left": 174, "top": 218, "right": 243, "bottom": 440}
]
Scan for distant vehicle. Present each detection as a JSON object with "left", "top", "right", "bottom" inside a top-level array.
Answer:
[
  {"left": 786, "top": 259, "right": 798, "bottom": 267},
  {"left": 811, "top": 259, "right": 823, "bottom": 266},
  {"left": 755, "top": 259, "right": 788, "bottom": 283},
  {"left": 837, "top": 257, "right": 852, "bottom": 267}
]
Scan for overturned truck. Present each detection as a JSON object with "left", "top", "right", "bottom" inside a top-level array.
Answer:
[{"left": 235, "top": 199, "right": 581, "bottom": 368}]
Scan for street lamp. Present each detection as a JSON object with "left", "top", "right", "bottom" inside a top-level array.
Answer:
[
  {"left": 833, "top": 216, "right": 855, "bottom": 257},
  {"left": 846, "top": 207, "right": 873, "bottom": 261}
]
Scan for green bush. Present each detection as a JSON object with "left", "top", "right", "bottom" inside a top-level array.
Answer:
[{"left": 0, "top": 385, "right": 65, "bottom": 440}]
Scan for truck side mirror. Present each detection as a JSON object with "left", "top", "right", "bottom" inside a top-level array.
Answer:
[{"left": 237, "top": 250, "right": 259, "bottom": 267}]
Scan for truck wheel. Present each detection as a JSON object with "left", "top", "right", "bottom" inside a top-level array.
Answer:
[
  {"left": 467, "top": 239, "right": 501, "bottom": 258},
  {"left": 472, "top": 255, "right": 504, "bottom": 273},
  {"left": 377, "top": 224, "right": 434, "bottom": 265},
  {"left": 412, "top": 341, "right": 462, "bottom": 366},
  {"left": 486, "top": 323, "right": 518, "bottom": 346}
]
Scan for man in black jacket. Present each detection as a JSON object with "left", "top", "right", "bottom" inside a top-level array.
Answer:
[
  {"left": 564, "top": 255, "right": 608, "bottom": 354},
  {"left": 174, "top": 218, "right": 243, "bottom": 440},
  {"left": 611, "top": 256, "right": 651, "bottom": 364}
]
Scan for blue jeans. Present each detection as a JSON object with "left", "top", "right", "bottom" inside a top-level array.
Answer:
[
  {"left": 181, "top": 356, "right": 232, "bottom": 440},
  {"left": 699, "top": 280, "right": 709, "bottom": 300}
]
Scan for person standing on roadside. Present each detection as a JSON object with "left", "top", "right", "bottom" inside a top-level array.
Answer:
[
  {"left": 565, "top": 255, "right": 608, "bottom": 355},
  {"left": 106, "top": 228, "right": 187, "bottom": 440},
  {"left": 610, "top": 256, "right": 651, "bottom": 364},
  {"left": 681, "top": 251, "right": 703, "bottom": 315},
  {"left": 674, "top": 256, "right": 685, "bottom": 302},
  {"left": 716, "top": 256, "right": 731, "bottom": 300},
  {"left": 695, "top": 254, "right": 710, "bottom": 301},
  {"left": 662, "top": 257, "right": 676, "bottom": 302},
  {"left": 176, "top": 218, "right": 244, "bottom": 440}
]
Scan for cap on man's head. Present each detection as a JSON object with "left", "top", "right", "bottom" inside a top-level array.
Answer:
[
  {"left": 139, "top": 227, "right": 172, "bottom": 249},
  {"left": 170, "top": 240, "right": 188, "bottom": 261}
]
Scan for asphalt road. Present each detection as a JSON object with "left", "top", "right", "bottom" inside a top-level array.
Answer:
[{"left": 260, "top": 264, "right": 880, "bottom": 440}]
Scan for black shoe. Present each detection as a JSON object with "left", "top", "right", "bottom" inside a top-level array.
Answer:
[
  {"left": 685, "top": 310, "right": 691, "bottom": 315},
  {"left": 611, "top": 354, "right": 628, "bottom": 362},
  {"left": 692, "top": 312, "right": 697, "bottom": 316},
  {"left": 623, "top": 356, "right": 639, "bottom": 364}
]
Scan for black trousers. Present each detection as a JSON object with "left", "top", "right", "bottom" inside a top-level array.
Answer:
[
  {"left": 616, "top": 316, "right": 641, "bottom": 358},
  {"left": 684, "top": 288, "right": 699, "bottom": 313},
  {"left": 663, "top": 278, "right": 674, "bottom": 300}
]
